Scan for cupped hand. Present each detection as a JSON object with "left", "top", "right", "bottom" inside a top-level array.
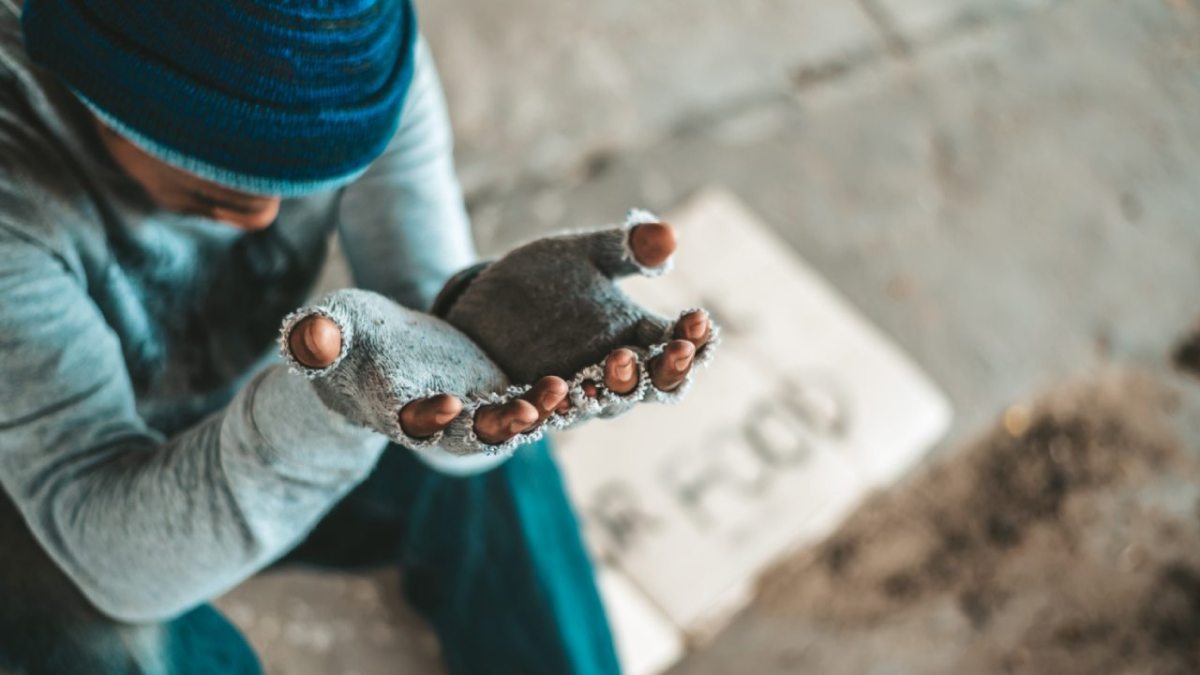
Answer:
[
  {"left": 287, "top": 220, "right": 713, "bottom": 446},
  {"left": 584, "top": 220, "right": 713, "bottom": 396},
  {"left": 288, "top": 316, "right": 570, "bottom": 445}
]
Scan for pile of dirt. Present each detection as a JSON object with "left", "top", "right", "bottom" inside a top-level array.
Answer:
[{"left": 753, "top": 370, "right": 1200, "bottom": 674}]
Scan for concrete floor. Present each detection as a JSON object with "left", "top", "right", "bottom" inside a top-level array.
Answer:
[{"left": 217, "top": 0, "right": 1200, "bottom": 672}]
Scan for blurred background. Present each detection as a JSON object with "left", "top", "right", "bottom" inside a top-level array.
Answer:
[{"left": 217, "top": 0, "right": 1200, "bottom": 672}]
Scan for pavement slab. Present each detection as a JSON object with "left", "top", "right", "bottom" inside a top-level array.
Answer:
[{"left": 415, "top": 0, "right": 883, "bottom": 191}]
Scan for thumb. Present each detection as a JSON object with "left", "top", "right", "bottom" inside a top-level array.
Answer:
[{"left": 288, "top": 314, "right": 343, "bottom": 369}]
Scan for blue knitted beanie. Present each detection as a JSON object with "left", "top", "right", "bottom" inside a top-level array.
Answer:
[{"left": 21, "top": 0, "right": 417, "bottom": 196}]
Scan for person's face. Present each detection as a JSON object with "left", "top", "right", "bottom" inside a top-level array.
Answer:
[{"left": 93, "top": 116, "right": 282, "bottom": 231}]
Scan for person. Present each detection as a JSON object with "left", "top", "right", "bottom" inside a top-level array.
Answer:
[{"left": 0, "top": 0, "right": 712, "bottom": 673}]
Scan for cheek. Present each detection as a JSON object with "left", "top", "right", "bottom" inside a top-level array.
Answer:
[{"left": 109, "top": 144, "right": 177, "bottom": 205}]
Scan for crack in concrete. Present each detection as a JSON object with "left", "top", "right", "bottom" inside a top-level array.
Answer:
[
  {"left": 856, "top": 0, "right": 913, "bottom": 58},
  {"left": 790, "top": 46, "right": 886, "bottom": 90}
]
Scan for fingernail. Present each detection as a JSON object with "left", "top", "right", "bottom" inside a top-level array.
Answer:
[
  {"left": 434, "top": 410, "right": 458, "bottom": 425},
  {"left": 616, "top": 360, "right": 635, "bottom": 381},
  {"left": 674, "top": 356, "right": 692, "bottom": 372},
  {"left": 685, "top": 318, "right": 707, "bottom": 341},
  {"left": 539, "top": 390, "right": 560, "bottom": 411},
  {"left": 509, "top": 419, "right": 528, "bottom": 433}
]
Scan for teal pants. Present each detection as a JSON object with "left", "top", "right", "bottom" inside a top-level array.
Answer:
[{"left": 0, "top": 438, "right": 621, "bottom": 675}]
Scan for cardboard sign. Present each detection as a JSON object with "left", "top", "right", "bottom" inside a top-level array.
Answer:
[{"left": 554, "top": 189, "right": 951, "bottom": 671}]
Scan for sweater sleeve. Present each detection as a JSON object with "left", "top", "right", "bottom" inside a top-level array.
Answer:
[
  {"left": 336, "top": 35, "right": 477, "bottom": 314},
  {"left": 0, "top": 227, "right": 388, "bottom": 623},
  {"left": 336, "top": 36, "right": 509, "bottom": 476}
]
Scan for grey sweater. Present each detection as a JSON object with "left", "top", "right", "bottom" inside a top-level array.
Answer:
[{"left": 0, "top": 4, "right": 488, "bottom": 623}]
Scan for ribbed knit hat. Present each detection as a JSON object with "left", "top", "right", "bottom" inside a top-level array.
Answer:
[{"left": 21, "top": 0, "right": 417, "bottom": 196}]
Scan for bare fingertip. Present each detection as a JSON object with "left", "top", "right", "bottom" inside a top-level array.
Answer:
[
  {"left": 539, "top": 375, "right": 569, "bottom": 395},
  {"left": 536, "top": 384, "right": 566, "bottom": 412},
  {"left": 433, "top": 397, "right": 463, "bottom": 425},
  {"left": 630, "top": 222, "right": 677, "bottom": 268},
  {"left": 670, "top": 339, "right": 696, "bottom": 358},
  {"left": 288, "top": 315, "right": 343, "bottom": 369},
  {"left": 678, "top": 311, "right": 710, "bottom": 343},
  {"left": 616, "top": 361, "right": 635, "bottom": 381},
  {"left": 515, "top": 399, "right": 540, "bottom": 421}
]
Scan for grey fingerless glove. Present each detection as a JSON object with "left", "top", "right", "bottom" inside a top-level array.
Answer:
[
  {"left": 434, "top": 209, "right": 719, "bottom": 426},
  {"left": 279, "top": 210, "right": 718, "bottom": 457},
  {"left": 279, "top": 289, "right": 540, "bottom": 455}
]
